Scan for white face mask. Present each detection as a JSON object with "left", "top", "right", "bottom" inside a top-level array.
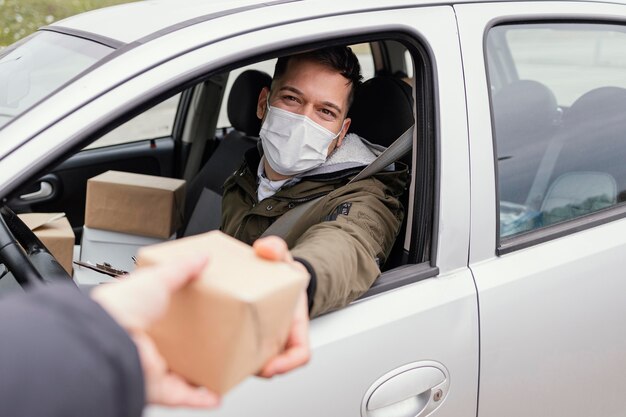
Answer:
[{"left": 259, "top": 101, "right": 344, "bottom": 176}]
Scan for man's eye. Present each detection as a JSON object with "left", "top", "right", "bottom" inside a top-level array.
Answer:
[
  {"left": 320, "top": 108, "right": 336, "bottom": 119},
  {"left": 282, "top": 95, "right": 298, "bottom": 103}
]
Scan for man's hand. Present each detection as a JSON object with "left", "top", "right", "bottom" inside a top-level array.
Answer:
[
  {"left": 253, "top": 236, "right": 311, "bottom": 378},
  {"left": 91, "top": 257, "right": 220, "bottom": 409}
]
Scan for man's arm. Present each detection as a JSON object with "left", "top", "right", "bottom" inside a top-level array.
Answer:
[
  {"left": 0, "top": 257, "right": 220, "bottom": 417},
  {"left": 291, "top": 176, "right": 405, "bottom": 317},
  {"left": 0, "top": 283, "right": 145, "bottom": 417}
]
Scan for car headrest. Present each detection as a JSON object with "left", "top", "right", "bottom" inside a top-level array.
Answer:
[
  {"left": 550, "top": 86, "right": 626, "bottom": 200},
  {"left": 563, "top": 86, "right": 626, "bottom": 131},
  {"left": 347, "top": 76, "right": 415, "bottom": 148},
  {"left": 492, "top": 80, "right": 559, "bottom": 138},
  {"left": 227, "top": 69, "right": 272, "bottom": 136}
]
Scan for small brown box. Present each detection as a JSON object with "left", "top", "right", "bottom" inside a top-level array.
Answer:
[
  {"left": 19, "top": 213, "right": 75, "bottom": 276},
  {"left": 85, "top": 171, "right": 185, "bottom": 239},
  {"left": 136, "top": 231, "right": 309, "bottom": 394}
]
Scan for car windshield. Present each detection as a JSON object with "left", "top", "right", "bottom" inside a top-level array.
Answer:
[{"left": 0, "top": 31, "right": 113, "bottom": 130}]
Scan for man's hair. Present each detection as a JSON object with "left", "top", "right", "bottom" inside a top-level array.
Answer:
[{"left": 272, "top": 46, "right": 363, "bottom": 108}]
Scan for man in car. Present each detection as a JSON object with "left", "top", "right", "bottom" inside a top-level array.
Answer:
[{"left": 221, "top": 46, "right": 409, "bottom": 317}]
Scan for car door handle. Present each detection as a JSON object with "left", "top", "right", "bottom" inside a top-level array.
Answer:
[
  {"left": 362, "top": 361, "right": 449, "bottom": 417},
  {"left": 20, "top": 181, "right": 53, "bottom": 201}
]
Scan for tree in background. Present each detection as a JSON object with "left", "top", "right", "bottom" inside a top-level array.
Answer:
[{"left": 0, "top": 0, "right": 136, "bottom": 46}]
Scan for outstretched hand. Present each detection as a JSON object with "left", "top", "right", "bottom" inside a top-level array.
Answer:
[
  {"left": 91, "top": 257, "right": 220, "bottom": 409},
  {"left": 253, "top": 236, "right": 311, "bottom": 378}
]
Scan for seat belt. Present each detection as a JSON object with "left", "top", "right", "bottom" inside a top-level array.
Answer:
[
  {"left": 347, "top": 125, "right": 414, "bottom": 185},
  {"left": 260, "top": 124, "right": 414, "bottom": 238},
  {"left": 183, "top": 187, "right": 222, "bottom": 236}
]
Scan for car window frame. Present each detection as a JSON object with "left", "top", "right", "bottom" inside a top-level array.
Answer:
[
  {"left": 2, "top": 24, "right": 441, "bottom": 299},
  {"left": 484, "top": 18, "right": 626, "bottom": 255}
]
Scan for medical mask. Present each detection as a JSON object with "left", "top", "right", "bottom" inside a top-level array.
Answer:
[{"left": 260, "top": 101, "right": 344, "bottom": 176}]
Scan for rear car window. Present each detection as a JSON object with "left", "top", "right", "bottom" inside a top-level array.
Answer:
[{"left": 487, "top": 23, "right": 626, "bottom": 239}]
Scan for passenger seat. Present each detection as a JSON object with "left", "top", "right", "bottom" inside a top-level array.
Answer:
[{"left": 538, "top": 86, "right": 626, "bottom": 224}]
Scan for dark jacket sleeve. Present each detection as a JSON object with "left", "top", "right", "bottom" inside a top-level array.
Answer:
[
  {"left": 0, "top": 282, "right": 145, "bottom": 417},
  {"left": 291, "top": 176, "right": 405, "bottom": 317}
]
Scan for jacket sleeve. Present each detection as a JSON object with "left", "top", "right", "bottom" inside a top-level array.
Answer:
[
  {"left": 0, "top": 282, "right": 145, "bottom": 417},
  {"left": 291, "top": 176, "right": 404, "bottom": 317}
]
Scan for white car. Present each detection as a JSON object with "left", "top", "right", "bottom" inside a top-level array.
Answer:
[{"left": 1, "top": 0, "right": 626, "bottom": 416}]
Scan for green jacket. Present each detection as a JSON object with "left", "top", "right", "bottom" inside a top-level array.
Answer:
[{"left": 221, "top": 136, "right": 408, "bottom": 317}]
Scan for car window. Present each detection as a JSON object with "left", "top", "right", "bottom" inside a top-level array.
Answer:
[
  {"left": 86, "top": 94, "right": 181, "bottom": 149},
  {"left": 487, "top": 23, "right": 626, "bottom": 239},
  {"left": 0, "top": 31, "right": 113, "bottom": 129}
]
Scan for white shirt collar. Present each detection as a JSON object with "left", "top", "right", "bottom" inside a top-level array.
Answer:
[{"left": 256, "top": 156, "right": 291, "bottom": 201}]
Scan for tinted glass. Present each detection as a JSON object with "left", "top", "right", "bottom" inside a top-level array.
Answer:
[{"left": 488, "top": 24, "right": 626, "bottom": 238}]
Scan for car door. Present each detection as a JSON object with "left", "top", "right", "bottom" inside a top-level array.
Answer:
[
  {"left": 143, "top": 6, "right": 477, "bottom": 417},
  {"left": 456, "top": 2, "right": 626, "bottom": 416},
  {"left": 0, "top": 3, "right": 478, "bottom": 416},
  {"left": 7, "top": 93, "right": 184, "bottom": 238}
]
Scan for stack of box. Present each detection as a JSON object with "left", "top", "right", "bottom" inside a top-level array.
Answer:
[{"left": 81, "top": 170, "right": 186, "bottom": 272}]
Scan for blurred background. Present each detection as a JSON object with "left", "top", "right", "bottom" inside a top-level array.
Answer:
[{"left": 0, "top": 0, "right": 136, "bottom": 46}]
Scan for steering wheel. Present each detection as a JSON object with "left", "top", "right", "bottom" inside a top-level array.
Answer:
[{"left": 0, "top": 206, "right": 72, "bottom": 287}]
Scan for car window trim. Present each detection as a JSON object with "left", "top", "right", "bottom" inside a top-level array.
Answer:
[
  {"left": 498, "top": 204, "right": 626, "bottom": 255},
  {"left": 360, "top": 263, "right": 439, "bottom": 300},
  {"left": 39, "top": 26, "right": 125, "bottom": 49}
]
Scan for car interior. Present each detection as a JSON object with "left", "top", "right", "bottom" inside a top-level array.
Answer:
[{"left": 2, "top": 36, "right": 436, "bottom": 301}]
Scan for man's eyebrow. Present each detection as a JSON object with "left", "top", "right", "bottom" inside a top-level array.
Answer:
[
  {"left": 278, "top": 86, "right": 303, "bottom": 96},
  {"left": 321, "top": 100, "right": 342, "bottom": 115},
  {"left": 278, "top": 86, "right": 343, "bottom": 114}
]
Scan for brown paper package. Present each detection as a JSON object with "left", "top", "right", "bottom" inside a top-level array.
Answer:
[
  {"left": 135, "top": 231, "right": 309, "bottom": 394},
  {"left": 19, "top": 213, "right": 75, "bottom": 276},
  {"left": 85, "top": 170, "right": 185, "bottom": 239}
]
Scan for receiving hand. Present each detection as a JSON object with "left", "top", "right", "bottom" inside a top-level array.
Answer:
[
  {"left": 90, "top": 257, "right": 220, "bottom": 409},
  {"left": 253, "top": 236, "right": 311, "bottom": 378}
]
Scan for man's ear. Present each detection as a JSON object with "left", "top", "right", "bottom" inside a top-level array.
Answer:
[
  {"left": 335, "top": 117, "right": 351, "bottom": 148},
  {"left": 257, "top": 87, "right": 270, "bottom": 120}
]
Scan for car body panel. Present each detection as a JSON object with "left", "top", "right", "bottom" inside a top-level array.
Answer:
[
  {"left": 457, "top": 2, "right": 626, "bottom": 416},
  {"left": 150, "top": 270, "right": 477, "bottom": 416}
]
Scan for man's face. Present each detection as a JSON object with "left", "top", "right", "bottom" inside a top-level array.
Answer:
[{"left": 256, "top": 57, "right": 352, "bottom": 156}]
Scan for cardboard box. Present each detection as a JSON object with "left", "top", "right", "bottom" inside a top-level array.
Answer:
[
  {"left": 135, "top": 231, "right": 309, "bottom": 394},
  {"left": 85, "top": 170, "right": 186, "bottom": 239},
  {"left": 80, "top": 226, "right": 174, "bottom": 273},
  {"left": 19, "top": 213, "right": 75, "bottom": 275}
]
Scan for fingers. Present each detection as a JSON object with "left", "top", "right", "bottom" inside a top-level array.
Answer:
[
  {"left": 133, "top": 333, "right": 220, "bottom": 409},
  {"left": 258, "top": 293, "right": 310, "bottom": 378},
  {"left": 257, "top": 342, "right": 310, "bottom": 378},
  {"left": 253, "top": 236, "right": 292, "bottom": 262},
  {"left": 153, "top": 374, "right": 221, "bottom": 409}
]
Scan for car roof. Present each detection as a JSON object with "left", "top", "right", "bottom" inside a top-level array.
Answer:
[
  {"left": 49, "top": 0, "right": 626, "bottom": 46},
  {"left": 50, "top": 0, "right": 279, "bottom": 45}
]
